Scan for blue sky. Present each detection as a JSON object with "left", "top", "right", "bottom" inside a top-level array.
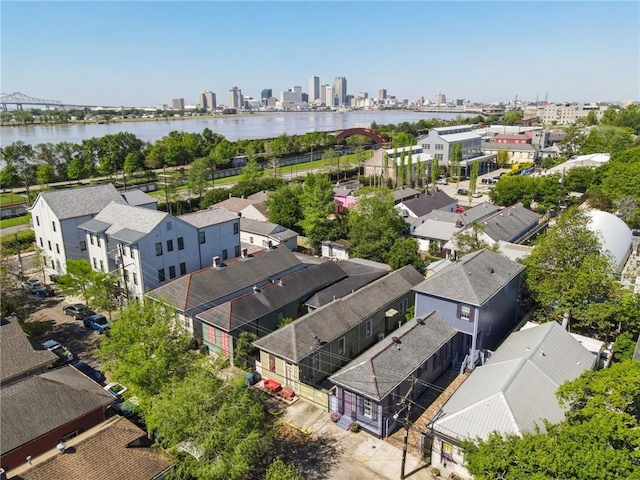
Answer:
[{"left": 2, "top": 1, "right": 638, "bottom": 107}]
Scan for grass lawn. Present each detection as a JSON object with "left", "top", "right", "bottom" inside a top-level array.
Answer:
[
  {"left": 0, "top": 213, "right": 31, "bottom": 229},
  {"left": 0, "top": 192, "right": 28, "bottom": 206}
]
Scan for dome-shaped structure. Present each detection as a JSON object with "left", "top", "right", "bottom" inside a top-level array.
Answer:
[{"left": 586, "top": 210, "right": 632, "bottom": 271}]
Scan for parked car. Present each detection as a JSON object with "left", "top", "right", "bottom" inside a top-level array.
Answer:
[
  {"left": 23, "top": 279, "right": 44, "bottom": 293},
  {"left": 71, "top": 361, "right": 106, "bottom": 384},
  {"left": 457, "top": 188, "right": 469, "bottom": 196},
  {"left": 104, "top": 383, "right": 138, "bottom": 417},
  {"left": 63, "top": 303, "right": 94, "bottom": 319},
  {"left": 34, "top": 285, "right": 55, "bottom": 297},
  {"left": 472, "top": 191, "right": 483, "bottom": 198},
  {"left": 436, "top": 177, "right": 448, "bottom": 185},
  {"left": 83, "top": 314, "right": 111, "bottom": 333},
  {"left": 42, "top": 339, "right": 74, "bottom": 365},
  {"left": 632, "top": 229, "right": 640, "bottom": 237}
]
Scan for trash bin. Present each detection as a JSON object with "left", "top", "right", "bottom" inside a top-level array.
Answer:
[{"left": 245, "top": 372, "right": 256, "bottom": 387}]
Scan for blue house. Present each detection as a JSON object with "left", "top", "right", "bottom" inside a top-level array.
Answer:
[{"left": 413, "top": 249, "right": 525, "bottom": 371}]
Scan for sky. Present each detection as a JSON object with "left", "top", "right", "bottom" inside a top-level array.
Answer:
[{"left": 2, "top": 1, "right": 639, "bottom": 107}]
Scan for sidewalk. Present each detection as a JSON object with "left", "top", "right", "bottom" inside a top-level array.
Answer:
[{"left": 281, "top": 400, "right": 434, "bottom": 480}]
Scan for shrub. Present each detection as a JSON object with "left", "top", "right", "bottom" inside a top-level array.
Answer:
[
  {"left": 348, "top": 422, "right": 360, "bottom": 433},
  {"left": 330, "top": 411, "right": 341, "bottom": 422},
  {"left": 430, "top": 466, "right": 441, "bottom": 477}
]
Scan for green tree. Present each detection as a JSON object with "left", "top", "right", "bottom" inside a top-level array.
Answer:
[
  {"left": 265, "top": 184, "right": 303, "bottom": 231},
  {"left": 242, "top": 158, "right": 264, "bottom": 182},
  {"left": 0, "top": 164, "right": 19, "bottom": 188},
  {"left": 468, "top": 160, "right": 480, "bottom": 194},
  {"left": 391, "top": 132, "right": 415, "bottom": 148},
  {"left": 489, "top": 175, "right": 537, "bottom": 207},
  {"left": 187, "top": 157, "right": 209, "bottom": 202},
  {"left": 298, "top": 173, "right": 335, "bottom": 249},
  {"left": 558, "top": 123, "right": 586, "bottom": 158},
  {"left": 503, "top": 110, "right": 523, "bottom": 125},
  {"left": 0, "top": 141, "right": 35, "bottom": 202},
  {"left": 210, "top": 140, "right": 235, "bottom": 184},
  {"left": 123, "top": 151, "right": 143, "bottom": 176},
  {"left": 430, "top": 157, "right": 439, "bottom": 193},
  {"left": 347, "top": 188, "right": 406, "bottom": 263},
  {"left": 385, "top": 238, "right": 425, "bottom": 271},
  {"left": 449, "top": 143, "right": 462, "bottom": 180},
  {"left": 234, "top": 331, "right": 257, "bottom": 370},
  {"left": 496, "top": 149, "right": 510, "bottom": 168},
  {"left": 266, "top": 457, "right": 303, "bottom": 480},
  {"left": 452, "top": 223, "right": 499, "bottom": 257},
  {"left": 36, "top": 163, "right": 54, "bottom": 187},
  {"left": 201, "top": 188, "right": 231, "bottom": 209},
  {"left": 56, "top": 259, "right": 99, "bottom": 308}
]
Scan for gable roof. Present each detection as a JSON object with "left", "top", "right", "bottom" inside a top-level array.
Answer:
[
  {"left": 431, "top": 322, "right": 595, "bottom": 440},
  {"left": 211, "top": 196, "right": 260, "bottom": 212},
  {"left": 247, "top": 190, "right": 270, "bottom": 202},
  {"left": 476, "top": 203, "right": 540, "bottom": 242},
  {"left": 146, "top": 246, "right": 303, "bottom": 312},
  {"left": 9, "top": 416, "right": 173, "bottom": 480},
  {"left": 1, "top": 366, "right": 114, "bottom": 455},
  {"left": 254, "top": 266, "right": 425, "bottom": 363},
  {"left": 419, "top": 202, "right": 500, "bottom": 226},
  {"left": 413, "top": 249, "right": 525, "bottom": 306},
  {"left": 33, "top": 184, "right": 125, "bottom": 220},
  {"left": 330, "top": 312, "right": 456, "bottom": 401},
  {"left": 412, "top": 219, "right": 462, "bottom": 241},
  {"left": 196, "top": 261, "right": 347, "bottom": 333},
  {"left": 179, "top": 207, "right": 239, "bottom": 228},
  {"left": 0, "top": 317, "right": 58, "bottom": 384},
  {"left": 240, "top": 218, "right": 296, "bottom": 240},
  {"left": 392, "top": 187, "right": 421, "bottom": 203},
  {"left": 120, "top": 189, "right": 157, "bottom": 207},
  {"left": 400, "top": 191, "right": 456, "bottom": 217}
]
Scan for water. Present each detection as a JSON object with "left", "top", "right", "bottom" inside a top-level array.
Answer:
[{"left": 0, "top": 111, "right": 471, "bottom": 148}]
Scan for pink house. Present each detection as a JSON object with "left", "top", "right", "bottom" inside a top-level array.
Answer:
[{"left": 333, "top": 182, "right": 362, "bottom": 213}]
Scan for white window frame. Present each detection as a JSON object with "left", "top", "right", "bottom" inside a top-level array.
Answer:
[
  {"left": 461, "top": 305, "right": 471, "bottom": 321},
  {"left": 365, "top": 318, "right": 373, "bottom": 338},
  {"left": 338, "top": 336, "right": 346, "bottom": 355},
  {"left": 400, "top": 298, "right": 409, "bottom": 314},
  {"left": 363, "top": 398, "right": 373, "bottom": 419}
]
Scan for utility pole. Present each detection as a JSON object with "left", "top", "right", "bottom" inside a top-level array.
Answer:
[
  {"left": 400, "top": 377, "right": 417, "bottom": 480},
  {"left": 15, "top": 232, "right": 24, "bottom": 279}
]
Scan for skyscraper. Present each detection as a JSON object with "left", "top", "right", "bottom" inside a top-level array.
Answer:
[
  {"left": 229, "top": 87, "right": 243, "bottom": 110},
  {"left": 309, "top": 76, "right": 320, "bottom": 102},
  {"left": 435, "top": 92, "right": 447, "bottom": 105},
  {"left": 322, "top": 84, "right": 335, "bottom": 107},
  {"left": 172, "top": 98, "right": 185, "bottom": 110},
  {"left": 333, "top": 77, "right": 347, "bottom": 106},
  {"left": 377, "top": 89, "right": 387, "bottom": 101},
  {"left": 199, "top": 91, "right": 216, "bottom": 111},
  {"left": 261, "top": 88, "right": 272, "bottom": 107}
]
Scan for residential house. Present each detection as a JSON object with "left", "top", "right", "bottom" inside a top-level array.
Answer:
[
  {"left": 391, "top": 187, "right": 421, "bottom": 205},
  {"left": 210, "top": 196, "right": 260, "bottom": 215},
  {"left": 396, "top": 190, "right": 457, "bottom": 220},
  {"left": 321, "top": 240, "right": 350, "bottom": 260},
  {"left": 0, "top": 316, "right": 58, "bottom": 387},
  {"left": 333, "top": 185, "right": 359, "bottom": 213},
  {"left": 0, "top": 366, "right": 114, "bottom": 471},
  {"left": 428, "top": 322, "right": 596, "bottom": 479},
  {"left": 6, "top": 416, "right": 173, "bottom": 480},
  {"left": 240, "top": 202, "right": 269, "bottom": 222},
  {"left": 414, "top": 249, "right": 525, "bottom": 371},
  {"left": 79, "top": 202, "right": 239, "bottom": 299},
  {"left": 120, "top": 189, "right": 158, "bottom": 209},
  {"left": 417, "top": 126, "right": 496, "bottom": 177},
  {"left": 329, "top": 312, "right": 457, "bottom": 438},
  {"left": 240, "top": 218, "right": 298, "bottom": 251},
  {"left": 481, "top": 141, "right": 538, "bottom": 164},
  {"left": 29, "top": 184, "right": 157, "bottom": 275},
  {"left": 195, "top": 261, "right": 349, "bottom": 361},
  {"left": 492, "top": 134, "right": 532, "bottom": 145},
  {"left": 146, "top": 246, "right": 305, "bottom": 344},
  {"left": 253, "top": 266, "right": 425, "bottom": 408}
]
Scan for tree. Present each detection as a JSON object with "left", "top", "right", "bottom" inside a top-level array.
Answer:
[
  {"left": 298, "top": 173, "right": 335, "bottom": 249},
  {"left": 124, "top": 151, "right": 143, "bottom": 176},
  {"left": 322, "top": 148, "right": 337, "bottom": 178},
  {"left": 449, "top": 143, "right": 461, "bottom": 181},
  {"left": 242, "top": 158, "right": 264, "bottom": 182},
  {"left": 234, "top": 331, "right": 257, "bottom": 370},
  {"left": 496, "top": 149, "right": 510, "bottom": 168},
  {"left": 385, "top": 238, "right": 425, "bottom": 271},
  {"left": 210, "top": 140, "right": 235, "bottom": 184},
  {"left": 468, "top": 160, "right": 480, "bottom": 194},
  {"left": 430, "top": 157, "right": 439, "bottom": 193},
  {"left": 265, "top": 184, "right": 303, "bottom": 231},
  {"left": 187, "top": 157, "right": 209, "bottom": 202},
  {"left": 56, "top": 259, "right": 99, "bottom": 308},
  {"left": 391, "top": 132, "right": 415, "bottom": 148},
  {"left": 347, "top": 188, "right": 406, "bottom": 263},
  {"left": 0, "top": 164, "right": 19, "bottom": 188},
  {"left": 522, "top": 208, "right": 616, "bottom": 314},
  {"left": 0, "top": 141, "right": 35, "bottom": 202},
  {"left": 558, "top": 123, "right": 586, "bottom": 158},
  {"left": 201, "top": 188, "right": 231, "bottom": 209},
  {"left": 266, "top": 457, "right": 303, "bottom": 480},
  {"left": 36, "top": 163, "right": 54, "bottom": 187},
  {"left": 452, "top": 223, "right": 499, "bottom": 256},
  {"left": 503, "top": 110, "right": 523, "bottom": 125},
  {"left": 489, "top": 175, "right": 537, "bottom": 207}
]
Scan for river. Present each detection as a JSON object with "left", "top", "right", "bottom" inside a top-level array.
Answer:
[{"left": 0, "top": 111, "right": 472, "bottom": 148}]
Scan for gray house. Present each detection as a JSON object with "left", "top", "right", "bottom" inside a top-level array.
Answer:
[
  {"left": 329, "top": 312, "right": 457, "bottom": 438},
  {"left": 414, "top": 249, "right": 525, "bottom": 371}
]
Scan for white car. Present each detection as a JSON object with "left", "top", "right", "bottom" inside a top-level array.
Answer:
[
  {"left": 104, "top": 383, "right": 138, "bottom": 417},
  {"left": 436, "top": 178, "right": 448, "bottom": 185},
  {"left": 42, "top": 339, "right": 74, "bottom": 365}
]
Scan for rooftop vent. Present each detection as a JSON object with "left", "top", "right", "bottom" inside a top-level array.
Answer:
[
  {"left": 391, "top": 336, "right": 401, "bottom": 344},
  {"left": 56, "top": 441, "right": 66, "bottom": 454},
  {"left": 212, "top": 256, "right": 221, "bottom": 268},
  {"left": 252, "top": 285, "right": 259, "bottom": 293},
  {"left": 416, "top": 317, "right": 426, "bottom": 325}
]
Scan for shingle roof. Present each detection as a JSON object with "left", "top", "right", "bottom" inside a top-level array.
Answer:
[
  {"left": 76, "top": 218, "right": 111, "bottom": 234},
  {"left": 1, "top": 367, "right": 114, "bottom": 455},
  {"left": 240, "top": 218, "right": 286, "bottom": 236},
  {"left": 35, "top": 184, "right": 125, "bottom": 220},
  {"left": 400, "top": 191, "right": 456, "bottom": 217},
  {"left": 10, "top": 417, "right": 173, "bottom": 480},
  {"left": 419, "top": 202, "right": 500, "bottom": 226},
  {"left": 477, "top": 203, "right": 540, "bottom": 242},
  {"left": 412, "top": 219, "right": 462, "bottom": 241},
  {"left": 330, "top": 312, "right": 456, "bottom": 401},
  {"left": 146, "top": 246, "right": 303, "bottom": 312},
  {"left": 196, "top": 261, "right": 347, "bottom": 333},
  {"left": 413, "top": 249, "right": 525, "bottom": 306},
  {"left": 211, "top": 197, "right": 259, "bottom": 212},
  {"left": 120, "top": 189, "right": 157, "bottom": 207},
  {"left": 179, "top": 207, "right": 239, "bottom": 228},
  {"left": 247, "top": 190, "right": 270, "bottom": 202},
  {"left": 392, "top": 187, "right": 421, "bottom": 203},
  {"left": 432, "top": 322, "right": 595, "bottom": 440},
  {"left": 254, "top": 266, "right": 425, "bottom": 363},
  {"left": 0, "top": 317, "right": 58, "bottom": 384}
]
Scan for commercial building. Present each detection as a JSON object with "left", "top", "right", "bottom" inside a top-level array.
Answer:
[
  {"left": 199, "top": 90, "right": 216, "bottom": 111},
  {"left": 309, "top": 76, "right": 320, "bottom": 102},
  {"left": 171, "top": 98, "right": 185, "bottom": 110},
  {"left": 322, "top": 84, "right": 335, "bottom": 107},
  {"left": 333, "top": 77, "right": 347, "bottom": 106},
  {"left": 377, "top": 89, "right": 387, "bottom": 101},
  {"left": 228, "top": 87, "right": 243, "bottom": 110},
  {"left": 261, "top": 88, "right": 272, "bottom": 107}
]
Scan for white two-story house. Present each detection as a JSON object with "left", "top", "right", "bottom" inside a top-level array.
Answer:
[{"left": 79, "top": 203, "right": 239, "bottom": 299}]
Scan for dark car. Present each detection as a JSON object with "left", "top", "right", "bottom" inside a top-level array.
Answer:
[
  {"left": 632, "top": 229, "right": 640, "bottom": 237},
  {"left": 34, "top": 285, "right": 55, "bottom": 297},
  {"left": 71, "top": 361, "right": 106, "bottom": 384},
  {"left": 63, "top": 303, "right": 94, "bottom": 320},
  {"left": 457, "top": 188, "right": 469, "bottom": 196}
]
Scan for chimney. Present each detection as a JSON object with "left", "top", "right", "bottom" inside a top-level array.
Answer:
[
  {"left": 267, "top": 240, "right": 273, "bottom": 249},
  {"left": 212, "top": 256, "right": 221, "bottom": 268},
  {"left": 253, "top": 285, "right": 259, "bottom": 293},
  {"left": 241, "top": 248, "right": 248, "bottom": 258},
  {"left": 278, "top": 279, "right": 283, "bottom": 286},
  {"left": 562, "top": 310, "right": 571, "bottom": 330},
  {"left": 56, "top": 440, "right": 66, "bottom": 454}
]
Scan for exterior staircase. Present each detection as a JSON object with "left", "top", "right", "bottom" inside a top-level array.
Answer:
[{"left": 335, "top": 415, "right": 352, "bottom": 431}]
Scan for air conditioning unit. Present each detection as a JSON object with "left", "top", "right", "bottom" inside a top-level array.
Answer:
[{"left": 377, "top": 332, "right": 385, "bottom": 342}]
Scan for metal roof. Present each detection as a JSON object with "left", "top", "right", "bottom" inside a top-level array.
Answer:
[{"left": 120, "top": 189, "right": 157, "bottom": 207}]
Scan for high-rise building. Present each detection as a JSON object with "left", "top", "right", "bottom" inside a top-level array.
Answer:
[
  {"left": 321, "top": 84, "right": 335, "bottom": 107},
  {"left": 333, "top": 77, "right": 347, "bottom": 106},
  {"left": 309, "top": 76, "right": 320, "bottom": 102},
  {"left": 229, "top": 87, "right": 243, "bottom": 110},
  {"left": 199, "top": 91, "right": 216, "bottom": 111},
  {"left": 435, "top": 92, "right": 447, "bottom": 105},
  {"left": 261, "top": 89, "right": 272, "bottom": 107},
  {"left": 172, "top": 98, "right": 185, "bottom": 110},
  {"left": 377, "top": 89, "right": 387, "bottom": 101}
]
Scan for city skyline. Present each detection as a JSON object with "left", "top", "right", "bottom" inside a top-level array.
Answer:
[{"left": 2, "top": 2, "right": 639, "bottom": 107}]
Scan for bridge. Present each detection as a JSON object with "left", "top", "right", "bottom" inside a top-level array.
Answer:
[
  {"left": 0, "top": 92, "right": 103, "bottom": 111},
  {"left": 333, "top": 127, "right": 388, "bottom": 145}
]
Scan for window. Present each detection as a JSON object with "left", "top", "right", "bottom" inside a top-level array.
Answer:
[
  {"left": 460, "top": 305, "right": 471, "bottom": 320},
  {"left": 435, "top": 153, "right": 443, "bottom": 161},
  {"left": 235, "top": 245, "right": 240, "bottom": 257},
  {"left": 132, "top": 272, "right": 138, "bottom": 285},
  {"left": 222, "top": 249, "right": 228, "bottom": 260},
  {"left": 39, "top": 237, "right": 43, "bottom": 247},
  {"left": 99, "top": 260, "right": 104, "bottom": 272},
  {"left": 363, "top": 398, "right": 373, "bottom": 419},
  {"left": 56, "top": 244, "right": 60, "bottom": 254},
  {"left": 80, "top": 241, "right": 86, "bottom": 251},
  {"left": 167, "top": 239, "right": 174, "bottom": 252},
  {"left": 130, "top": 247, "right": 135, "bottom": 259},
  {"left": 166, "top": 221, "right": 172, "bottom": 231},
  {"left": 249, "top": 236, "right": 254, "bottom": 244},
  {"left": 338, "top": 336, "right": 346, "bottom": 355},
  {"left": 311, "top": 353, "right": 320, "bottom": 377},
  {"left": 90, "top": 235, "right": 94, "bottom": 245},
  {"left": 269, "top": 355, "right": 276, "bottom": 373},
  {"left": 177, "top": 237, "right": 184, "bottom": 250},
  {"left": 442, "top": 441, "right": 454, "bottom": 460},
  {"left": 155, "top": 242, "right": 162, "bottom": 256},
  {"left": 435, "top": 144, "right": 444, "bottom": 150},
  {"left": 92, "top": 257, "right": 97, "bottom": 269},
  {"left": 52, "top": 221, "right": 56, "bottom": 232},
  {"left": 158, "top": 269, "right": 165, "bottom": 282},
  {"left": 425, "top": 144, "right": 431, "bottom": 150},
  {"left": 365, "top": 318, "right": 373, "bottom": 338},
  {"left": 169, "top": 265, "right": 176, "bottom": 279},
  {"left": 199, "top": 231, "right": 206, "bottom": 244},
  {"left": 399, "top": 298, "right": 409, "bottom": 314},
  {"left": 48, "top": 240, "right": 52, "bottom": 251},
  {"left": 233, "top": 222, "right": 239, "bottom": 234},
  {"left": 179, "top": 262, "right": 186, "bottom": 275},
  {"left": 124, "top": 270, "right": 129, "bottom": 282},
  {"left": 97, "top": 237, "right": 101, "bottom": 247},
  {"left": 51, "top": 260, "right": 55, "bottom": 269},
  {"left": 35, "top": 216, "right": 40, "bottom": 226},
  {"left": 277, "top": 311, "right": 284, "bottom": 322}
]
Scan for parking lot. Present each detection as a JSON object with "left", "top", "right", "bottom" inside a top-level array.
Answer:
[{"left": 437, "top": 168, "right": 510, "bottom": 208}]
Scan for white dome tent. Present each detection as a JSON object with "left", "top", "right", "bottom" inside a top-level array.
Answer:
[{"left": 586, "top": 209, "right": 633, "bottom": 271}]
